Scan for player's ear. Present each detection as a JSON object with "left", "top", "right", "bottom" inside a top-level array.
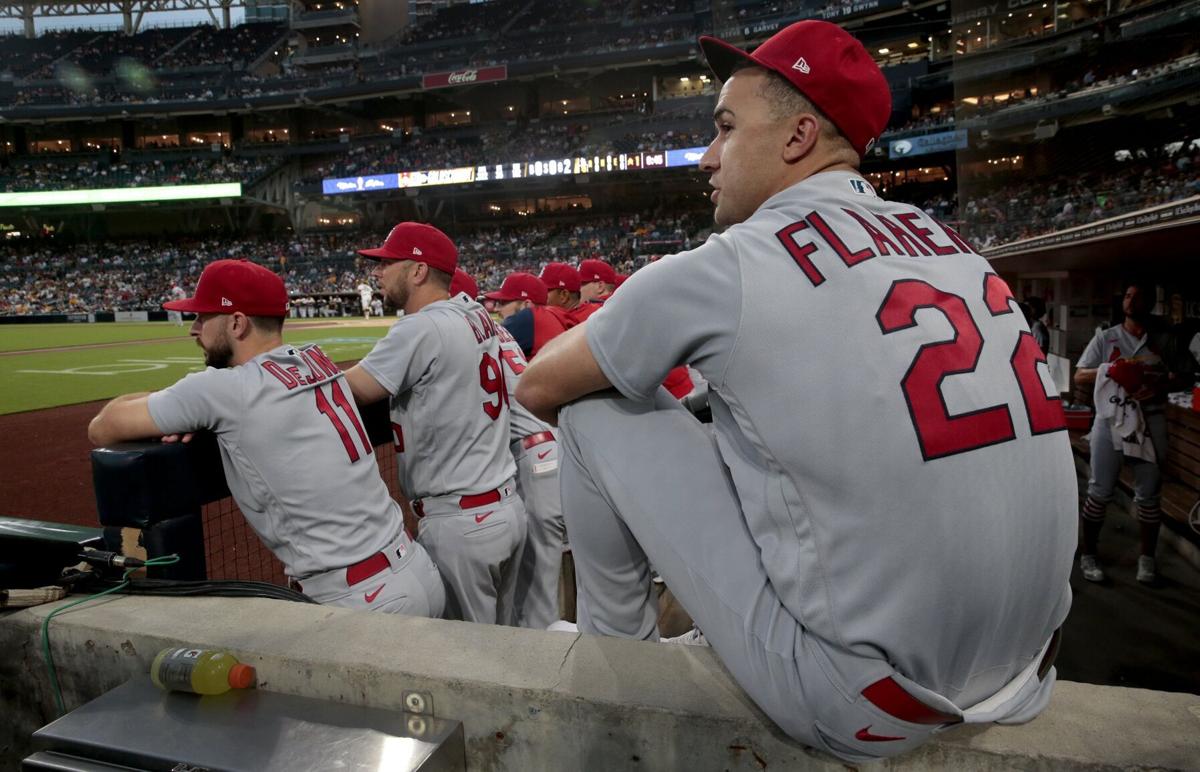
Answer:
[
  {"left": 782, "top": 113, "right": 820, "bottom": 163},
  {"left": 229, "top": 312, "right": 252, "bottom": 340}
]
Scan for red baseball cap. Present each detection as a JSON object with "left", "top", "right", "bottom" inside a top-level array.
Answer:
[
  {"left": 163, "top": 259, "right": 289, "bottom": 317},
  {"left": 484, "top": 272, "right": 547, "bottom": 305},
  {"left": 540, "top": 262, "right": 581, "bottom": 293},
  {"left": 699, "top": 20, "right": 891, "bottom": 157},
  {"left": 357, "top": 222, "right": 458, "bottom": 275},
  {"left": 450, "top": 268, "right": 479, "bottom": 298},
  {"left": 613, "top": 273, "right": 629, "bottom": 289},
  {"left": 579, "top": 259, "right": 617, "bottom": 285}
]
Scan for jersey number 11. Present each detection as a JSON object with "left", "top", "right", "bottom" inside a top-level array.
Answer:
[{"left": 314, "top": 380, "right": 374, "bottom": 462}]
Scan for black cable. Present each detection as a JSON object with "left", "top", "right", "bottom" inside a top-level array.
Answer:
[{"left": 87, "top": 577, "right": 318, "bottom": 604}]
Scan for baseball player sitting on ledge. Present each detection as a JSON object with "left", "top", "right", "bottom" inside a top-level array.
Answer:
[
  {"left": 88, "top": 259, "right": 445, "bottom": 617},
  {"left": 517, "top": 20, "right": 1075, "bottom": 763}
]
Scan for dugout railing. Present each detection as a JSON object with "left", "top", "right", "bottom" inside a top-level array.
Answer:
[{"left": 90, "top": 400, "right": 398, "bottom": 586}]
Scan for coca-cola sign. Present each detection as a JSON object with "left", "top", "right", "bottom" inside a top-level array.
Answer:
[{"left": 423, "top": 64, "right": 507, "bottom": 90}]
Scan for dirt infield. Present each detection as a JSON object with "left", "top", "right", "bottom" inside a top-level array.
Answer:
[
  {"left": 0, "top": 361, "right": 393, "bottom": 587},
  {"left": 0, "top": 399, "right": 104, "bottom": 526}
]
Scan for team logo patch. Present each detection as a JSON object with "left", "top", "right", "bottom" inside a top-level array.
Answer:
[
  {"left": 849, "top": 179, "right": 871, "bottom": 195},
  {"left": 792, "top": 57, "right": 811, "bottom": 74},
  {"left": 220, "top": 297, "right": 233, "bottom": 307},
  {"left": 412, "top": 246, "right": 423, "bottom": 256}
]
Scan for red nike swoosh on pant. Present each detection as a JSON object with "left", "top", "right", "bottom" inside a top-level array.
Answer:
[
  {"left": 537, "top": 450, "right": 552, "bottom": 460},
  {"left": 855, "top": 726, "right": 905, "bottom": 742},
  {"left": 474, "top": 511, "right": 493, "bottom": 524},
  {"left": 364, "top": 585, "right": 384, "bottom": 603}
]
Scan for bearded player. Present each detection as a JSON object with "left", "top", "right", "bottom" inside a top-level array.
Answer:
[
  {"left": 344, "top": 223, "right": 527, "bottom": 624},
  {"left": 89, "top": 259, "right": 444, "bottom": 616}
]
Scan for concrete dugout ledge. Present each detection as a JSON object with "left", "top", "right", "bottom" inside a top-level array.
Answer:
[{"left": 2, "top": 596, "right": 1198, "bottom": 770}]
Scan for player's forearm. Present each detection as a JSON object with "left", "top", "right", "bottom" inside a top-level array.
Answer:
[
  {"left": 517, "top": 326, "right": 612, "bottom": 424},
  {"left": 88, "top": 393, "right": 160, "bottom": 446},
  {"left": 1073, "top": 367, "right": 1098, "bottom": 387}
]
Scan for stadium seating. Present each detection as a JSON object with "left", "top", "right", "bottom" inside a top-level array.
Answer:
[
  {"left": 0, "top": 212, "right": 710, "bottom": 314},
  {"left": 0, "top": 154, "right": 276, "bottom": 193}
]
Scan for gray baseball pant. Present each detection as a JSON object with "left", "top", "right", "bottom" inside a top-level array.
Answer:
[
  {"left": 556, "top": 390, "right": 1056, "bottom": 763},
  {"left": 298, "top": 530, "right": 446, "bottom": 618},
  {"left": 511, "top": 436, "right": 566, "bottom": 629},
  {"left": 1086, "top": 411, "right": 1168, "bottom": 507},
  {"left": 416, "top": 482, "right": 528, "bottom": 624}
]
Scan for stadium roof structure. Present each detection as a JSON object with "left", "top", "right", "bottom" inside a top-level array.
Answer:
[{"left": 0, "top": 0, "right": 246, "bottom": 36}]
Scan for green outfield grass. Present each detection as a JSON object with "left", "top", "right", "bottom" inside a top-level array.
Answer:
[
  {"left": 0, "top": 322, "right": 195, "bottom": 353},
  {"left": 0, "top": 320, "right": 394, "bottom": 414}
]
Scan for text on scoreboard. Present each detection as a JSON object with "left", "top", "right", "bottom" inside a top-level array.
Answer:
[{"left": 321, "top": 146, "right": 707, "bottom": 196}]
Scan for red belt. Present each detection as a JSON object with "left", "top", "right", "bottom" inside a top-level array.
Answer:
[
  {"left": 459, "top": 488, "right": 502, "bottom": 508},
  {"left": 414, "top": 487, "right": 503, "bottom": 518},
  {"left": 345, "top": 551, "right": 390, "bottom": 586},
  {"left": 521, "top": 431, "right": 555, "bottom": 450},
  {"left": 290, "top": 550, "right": 390, "bottom": 592},
  {"left": 863, "top": 628, "right": 1061, "bottom": 726}
]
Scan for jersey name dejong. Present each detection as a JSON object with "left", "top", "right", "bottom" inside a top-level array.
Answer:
[{"left": 261, "top": 345, "right": 340, "bottom": 390}]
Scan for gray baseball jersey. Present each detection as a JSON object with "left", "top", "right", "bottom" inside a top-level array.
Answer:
[
  {"left": 359, "top": 294, "right": 516, "bottom": 499},
  {"left": 583, "top": 171, "right": 1075, "bottom": 709},
  {"left": 1077, "top": 324, "right": 1169, "bottom": 409},
  {"left": 147, "top": 344, "right": 406, "bottom": 579},
  {"left": 497, "top": 323, "right": 565, "bottom": 628}
]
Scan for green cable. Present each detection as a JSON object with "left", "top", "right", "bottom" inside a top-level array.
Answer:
[{"left": 40, "top": 554, "right": 181, "bottom": 717}]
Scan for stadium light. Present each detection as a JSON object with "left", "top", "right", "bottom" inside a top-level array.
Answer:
[{"left": 0, "top": 183, "right": 243, "bottom": 209}]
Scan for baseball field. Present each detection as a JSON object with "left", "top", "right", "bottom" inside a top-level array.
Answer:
[
  {"left": 0, "top": 318, "right": 396, "bottom": 526},
  {"left": 0, "top": 319, "right": 393, "bottom": 415}
]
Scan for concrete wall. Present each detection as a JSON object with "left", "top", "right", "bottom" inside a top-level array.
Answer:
[{"left": 3, "top": 596, "right": 1199, "bottom": 770}]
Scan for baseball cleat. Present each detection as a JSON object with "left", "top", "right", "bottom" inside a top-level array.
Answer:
[
  {"left": 660, "top": 627, "right": 709, "bottom": 646},
  {"left": 1136, "top": 555, "right": 1156, "bottom": 584},
  {"left": 1079, "top": 555, "right": 1105, "bottom": 583}
]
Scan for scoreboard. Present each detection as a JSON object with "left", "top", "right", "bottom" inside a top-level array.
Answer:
[{"left": 321, "top": 147, "right": 706, "bottom": 196}]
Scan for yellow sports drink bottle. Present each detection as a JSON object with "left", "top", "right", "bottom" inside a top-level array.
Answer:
[{"left": 150, "top": 647, "right": 257, "bottom": 695}]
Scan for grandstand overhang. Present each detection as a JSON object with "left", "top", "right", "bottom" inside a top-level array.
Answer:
[
  {"left": 0, "top": 0, "right": 246, "bottom": 36},
  {"left": 985, "top": 197, "right": 1200, "bottom": 276}
]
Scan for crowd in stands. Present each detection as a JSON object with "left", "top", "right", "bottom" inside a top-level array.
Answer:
[
  {"left": 3, "top": 140, "right": 1198, "bottom": 314},
  {"left": 0, "top": 154, "right": 275, "bottom": 192},
  {"left": 0, "top": 211, "right": 709, "bottom": 315},
  {"left": 958, "top": 51, "right": 1200, "bottom": 121},
  {"left": 0, "top": 0, "right": 1191, "bottom": 112},
  {"left": 166, "top": 23, "right": 285, "bottom": 70},
  {"left": 0, "top": 30, "right": 93, "bottom": 78},
  {"left": 884, "top": 147, "right": 1200, "bottom": 248},
  {"left": 955, "top": 153, "right": 1200, "bottom": 248}
]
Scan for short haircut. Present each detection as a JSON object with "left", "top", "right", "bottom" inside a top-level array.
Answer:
[
  {"left": 427, "top": 267, "right": 452, "bottom": 290},
  {"left": 249, "top": 315, "right": 285, "bottom": 335},
  {"left": 730, "top": 60, "right": 840, "bottom": 139}
]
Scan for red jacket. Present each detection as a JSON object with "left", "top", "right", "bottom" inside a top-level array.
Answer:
[
  {"left": 530, "top": 305, "right": 570, "bottom": 358},
  {"left": 567, "top": 302, "right": 603, "bottom": 324}
]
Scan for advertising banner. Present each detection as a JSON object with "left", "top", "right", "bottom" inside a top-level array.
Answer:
[
  {"left": 422, "top": 65, "right": 508, "bottom": 90},
  {"left": 888, "top": 130, "right": 968, "bottom": 159}
]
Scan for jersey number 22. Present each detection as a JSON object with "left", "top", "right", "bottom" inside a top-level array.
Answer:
[{"left": 877, "top": 274, "right": 1066, "bottom": 461}]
